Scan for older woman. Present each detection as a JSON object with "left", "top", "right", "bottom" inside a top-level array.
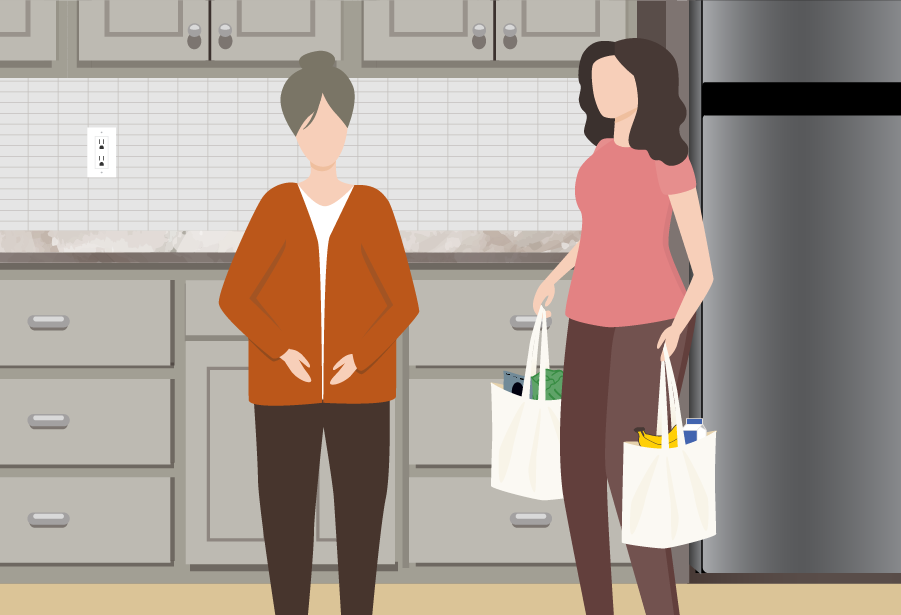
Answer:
[{"left": 219, "top": 50, "right": 419, "bottom": 615}]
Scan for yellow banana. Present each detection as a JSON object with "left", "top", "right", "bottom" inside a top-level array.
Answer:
[{"left": 634, "top": 425, "right": 678, "bottom": 449}]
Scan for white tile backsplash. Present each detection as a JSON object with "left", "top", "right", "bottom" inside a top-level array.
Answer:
[{"left": 0, "top": 77, "right": 590, "bottom": 232}]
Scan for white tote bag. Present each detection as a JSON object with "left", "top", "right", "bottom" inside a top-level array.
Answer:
[
  {"left": 621, "top": 343, "right": 717, "bottom": 548},
  {"left": 490, "top": 306, "right": 563, "bottom": 501}
]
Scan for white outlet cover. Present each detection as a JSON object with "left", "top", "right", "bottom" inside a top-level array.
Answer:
[{"left": 87, "top": 127, "right": 116, "bottom": 178}]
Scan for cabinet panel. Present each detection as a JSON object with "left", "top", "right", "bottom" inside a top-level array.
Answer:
[
  {"left": 410, "top": 477, "right": 630, "bottom": 564},
  {"left": 495, "top": 0, "right": 627, "bottom": 62},
  {"left": 0, "top": 0, "right": 57, "bottom": 62},
  {"left": 0, "top": 379, "right": 171, "bottom": 467},
  {"left": 0, "top": 477, "right": 171, "bottom": 564},
  {"left": 211, "top": 1, "right": 342, "bottom": 62},
  {"left": 185, "top": 279, "right": 242, "bottom": 336},
  {"left": 78, "top": 0, "right": 209, "bottom": 62},
  {"left": 409, "top": 278, "right": 570, "bottom": 366},
  {"left": 0, "top": 280, "right": 171, "bottom": 367},
  {"left": 363, "top": 0, "right": 494, "bottom": 63},
  {"left": 186, "top": 341, "right": 395, "bottom": 565}
]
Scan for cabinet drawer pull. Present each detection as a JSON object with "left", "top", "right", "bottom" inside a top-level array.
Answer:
[
  {"left": 28, "top": 414, "right": 69, "bottom": 428},
  {"left": 510, "top": 512, "right": 552, "bottom": 528},
  {"left": 510, "top": 315, "right": 552, "bottom": 331},
  {"left": 28, "top": 315, "right": 69, "bottom": 330},
  {"left": 29, "top": 512, "right": 70, "bottom": 527}
]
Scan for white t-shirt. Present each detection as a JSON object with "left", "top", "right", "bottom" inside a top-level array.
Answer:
[{"left": 298, "top": 184, "right": 354, "bottom": 399}]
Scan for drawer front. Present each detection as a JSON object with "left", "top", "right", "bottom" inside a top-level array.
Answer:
[
  {"left": 410, "top": 377, "right": 493, "bottom": 466},
  {"left": 410, "top": 476, "right": 574, "bottom": 564},
  {"left": 0, "top": 379, "right": 171, "bottom": 466},
  {"left": 409, "top": 279, "right": 570, "bottom": 366},
  {"left": 0, "top": 280, "right": 170, "bottom": 366},
  {"left": 0, "top": 477, "right": 171, "bottom": 563},
  {"left": 410, "top": 477, "right": 629, "bottom": 564},
  {"left": 185, "top": 280, "right": 241, "bottom": 336}
]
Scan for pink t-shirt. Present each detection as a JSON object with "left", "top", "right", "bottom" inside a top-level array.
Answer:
[{"left": 565, "top": 138, "right": 697, "bottom": 327}]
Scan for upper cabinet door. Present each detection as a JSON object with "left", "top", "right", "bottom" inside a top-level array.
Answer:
[
  {"left": 0, "top": 0, "right": 57, "bottom": 61},
  {"left": 78, "top": 0, "right": 209, "bottom": 62},
  {"left": 211, "top": 1, "right": 342, "bottom": 62},
  {"left": 495, "top": 0, "right": 626, "bottom": 62},
  {"left": 363, "top": 0, "right": 494, "bottom": 63}
]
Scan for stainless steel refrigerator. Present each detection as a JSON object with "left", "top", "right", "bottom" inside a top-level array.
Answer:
[{"left": 689, "top": 0, "right": 901, "bottom": 574}]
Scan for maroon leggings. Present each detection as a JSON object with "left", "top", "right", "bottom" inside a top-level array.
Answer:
[{"left": 561, "top": 315, "right": 696, "bottom": 615}]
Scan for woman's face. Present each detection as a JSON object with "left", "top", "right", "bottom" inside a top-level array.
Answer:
[
  {"left": 295, "top": 94, "right": 348, "bottom": 168},
  {"left": 591, "top": 55, "right": 638, "bottom": 118}
]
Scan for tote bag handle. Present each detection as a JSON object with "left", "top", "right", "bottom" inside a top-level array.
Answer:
[
  {"left": 524, "top": 306, "right": 551, "bottom": 401},
  {"left": 656, "top": 343, "right": 687, "bottom": 452}
]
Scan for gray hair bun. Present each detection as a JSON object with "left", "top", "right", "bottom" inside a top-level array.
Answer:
[{"left": 298, "top": 50, "right": 336, "bottom": 70}]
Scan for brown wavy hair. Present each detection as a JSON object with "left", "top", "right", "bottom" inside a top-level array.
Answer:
[{"left": 578, "top": 38, "right": 687, "bottom": 166}]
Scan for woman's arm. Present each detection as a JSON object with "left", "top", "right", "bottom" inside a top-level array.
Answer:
[
  {"left": 658, "top": 187, "right": 714, "bottom": 357},
  {"left": 219, "top": 195, "right": 293, "bottom": 362},
  {"left": 533, "top": 241, "right": 579, "bottom": 317},
  {"left": 351, "top": 195, "right": 420, "bottom": 372}
]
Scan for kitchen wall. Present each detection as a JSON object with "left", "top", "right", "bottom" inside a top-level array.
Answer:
[{"left": 0, "top": 77, "right": 593, "bottom": 232}]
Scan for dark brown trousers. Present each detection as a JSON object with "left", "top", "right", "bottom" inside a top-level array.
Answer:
[
  {"left": 561, "top": 315, "right": 696, "bottom": 615},
  {"left": 253, "top": 401, "right": 391, "bottom": 615}
]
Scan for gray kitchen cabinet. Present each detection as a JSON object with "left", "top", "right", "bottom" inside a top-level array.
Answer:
[
  {"left": 0, "top": 379, "right": 172, "bottom": 467},
  {"left": 495, "top": 0, "right": 627, "bottom": 62},
  {"left": 0, "top": 280, "right": 171, "bottom": 367},
  {"left": 185, "top": 279, "right": 242, "bottom": 337},
  {"left": 186, "top": 341, "right": 395, "bottom": 566},
  {"left": 0, "top": 0, "right": 57, "bottom": 62},
  {"left": 409, "top": 476, "right": 629, "bottom": 564},
  {"left": 408, "top": 278, "right": 570, "bottom": 367},
  {"left": 211, "top": 0, "right": 342, "bottom": 62},
  {"left": 363, "top": 0, "right": 494, "bottom": 63},
  {"left": 78, "top": 0, "right": 210, "bottom": 62},
  {"left": 0, "top": 477, "right": 172, "bottom": 564}
]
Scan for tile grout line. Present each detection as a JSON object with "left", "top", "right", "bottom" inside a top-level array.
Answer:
[
  {"left": 416, "top": 78, "right": 418, "bottom": 231},
  {"left": 26, "top": 79, "right": 29, "bottom": 231}
]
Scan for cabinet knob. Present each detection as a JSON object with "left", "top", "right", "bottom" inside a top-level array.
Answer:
[
  {"left": 472, "top": 23, "right": 486, "bottom": 37},
  {"left": 188, "top": 23, "right": 202, "bottom": 37},
  {"left": 504, "top": 23, "right": 517, "bottom": 37},
  {"left": 219, "top": 23, "right": 232, "bottom": 38},
  {"left": 28, "top": 414, "right": 70, "bottom": 429},
  {"left": 29, "top": 513, "right": 70, "bottom": 528},
  {"left": 510, "top": 512, "right": 552, "bottom": 528},
  {"left": 510, "top": 315, "right": 553, "bottom": 331},
  {"left": 28, "top": 315, "right": 69, "bottom": 330}
]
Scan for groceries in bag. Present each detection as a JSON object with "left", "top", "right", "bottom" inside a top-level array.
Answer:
[
  {"left": 621, "top": 342, "right": 716, "bottom": 548},
  {"left": 503, "top": 371, "right": 526, "bottom": 396},
  {"left": 490, "top": 305, "right": 563, "bottom": 500},
  {"left": 683, "top": 418, "right": 708, "bottom": 444},
  {"left": 530, "top": 368, "right": 564, "bottom": 401},
  {"left": 634, "top": 424, "right": 678, "bottom": 448}
]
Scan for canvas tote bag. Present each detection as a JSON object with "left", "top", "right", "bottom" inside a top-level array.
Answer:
[
  {"left": 621, "top": 343, "right": 717, "bottom": 548},
  {"left": 490, "top": 306, "right": 563, "bottom": 500}
]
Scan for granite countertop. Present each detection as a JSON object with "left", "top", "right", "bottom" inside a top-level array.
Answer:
[{"left": 0, "top": 230, "right": 579, "bottom": 265}]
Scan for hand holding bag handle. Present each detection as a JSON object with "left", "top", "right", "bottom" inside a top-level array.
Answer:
[
  {"left": 523, "top": 306, "right": 551, "bottom": 401},
  {"left": 655, "top": 342, "right": 687, "bottom": 452}
]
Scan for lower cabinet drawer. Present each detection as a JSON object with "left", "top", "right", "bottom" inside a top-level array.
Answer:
[
  {"left": 410, "top": 477, "right": 630, "bottom": 564},
  {"left": 0, "top": 379, "right": 172, "bottom": 466},
  {"left": 0, "top": 477, "right": 171, "bottom": 564},
  {"left": 409, "top": 377, "right": 493, "bottom": 466},
  {"left": 410, "top": 476, "right": 575, "bottom": 564}
]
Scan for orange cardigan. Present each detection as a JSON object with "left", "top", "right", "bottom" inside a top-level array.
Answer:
[{"left": 219, "top": 183, "right": 419, "bottom": 406}]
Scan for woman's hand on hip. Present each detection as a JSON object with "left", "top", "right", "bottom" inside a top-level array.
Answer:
[
  {"left": 331, "top": 354, "right": 356, "bottom": 385},
  {"left": 533, "top": 280, "right": 555, "bottom": 318},
  {"left": 656, "top": 326, "right": 681, "bottom": 361},
  {"left": 280, "top": 349, "right": 312, "bottom": 382}
]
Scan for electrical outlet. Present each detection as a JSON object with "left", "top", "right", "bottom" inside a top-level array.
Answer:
[{"left": 87, "top": 128, "right": 116, "bottom": 178}]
